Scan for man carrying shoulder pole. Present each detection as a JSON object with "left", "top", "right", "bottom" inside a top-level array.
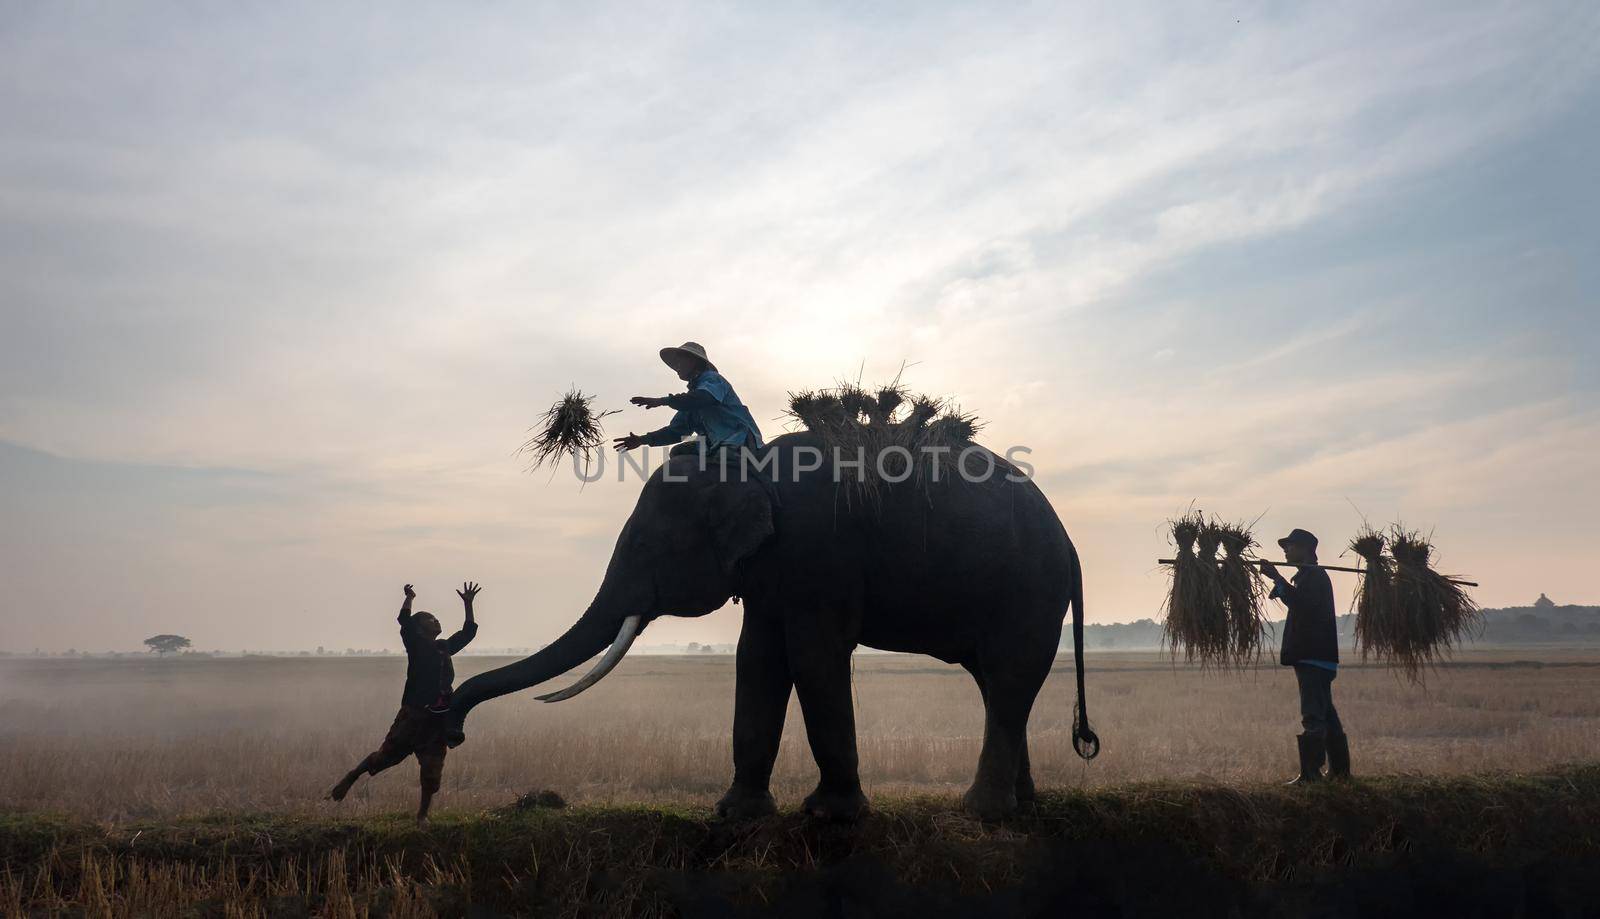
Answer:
[{"left": 1257, "top": 528, "right": 1352, "bottom": 784}]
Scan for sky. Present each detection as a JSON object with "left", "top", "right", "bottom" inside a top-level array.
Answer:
[{"left": 2, "top": 2, "right": 1597, "bottom": 653}]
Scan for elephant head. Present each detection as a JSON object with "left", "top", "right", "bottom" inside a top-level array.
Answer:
[{"left": 447, "top": 452, "right": 773, "bottom": 740}]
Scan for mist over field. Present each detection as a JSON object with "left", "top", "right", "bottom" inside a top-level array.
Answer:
[{"left": 5, "top": 651, "right": 1597, "bottom": 819}]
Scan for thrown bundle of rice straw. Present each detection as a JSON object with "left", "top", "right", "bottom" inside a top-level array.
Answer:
[
  {"left": 518, "top": 388, "right": 618, "bottom": 476},
  {"left": 1352, "top": 525, "right": 1481, "bottom": 682}
]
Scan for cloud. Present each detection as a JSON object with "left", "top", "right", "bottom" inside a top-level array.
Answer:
[{"left": 1, "top": 2, "right": 1596, "bottom": 648}]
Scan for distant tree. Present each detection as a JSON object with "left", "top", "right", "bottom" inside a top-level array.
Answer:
[{"left": 144, "top": 634, "right": 192, "bottom": 655}]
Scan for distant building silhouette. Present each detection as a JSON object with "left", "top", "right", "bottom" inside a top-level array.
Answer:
[{"left": 1535, "top": 593, "right": 1556, "bottom": 609}]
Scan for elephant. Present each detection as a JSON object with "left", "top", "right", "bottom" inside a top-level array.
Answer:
[{"left": 445, "top": 432, "right": 1099, "bottom": 820}]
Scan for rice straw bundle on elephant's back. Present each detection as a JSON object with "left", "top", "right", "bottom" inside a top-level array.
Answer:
[
  {"left": 1352, "top": 526, "right": 1481, "bottom": 683},
  {"left": 519, "top": 388, "right": 618, "bottom": 474},
  {"left": 784, "top": 381, "right": 984, "bottom": 503}
]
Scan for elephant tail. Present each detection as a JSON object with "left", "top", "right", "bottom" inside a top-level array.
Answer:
[{"left": 1068, "top": 539, "right": 1101, "bottom": 761}]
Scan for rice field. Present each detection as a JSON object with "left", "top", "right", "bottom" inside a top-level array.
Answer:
[{"left": 3, "top": 650, "right": 1597, "bottom": 820}]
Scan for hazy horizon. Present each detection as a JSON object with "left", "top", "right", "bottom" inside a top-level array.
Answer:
[{"left": 3, "top": 2, "right": 1598, "bottom": 652}]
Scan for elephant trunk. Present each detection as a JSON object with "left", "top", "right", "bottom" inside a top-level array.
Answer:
[{"left": 444, "top": 600, "right": 635, "bottom": 746}]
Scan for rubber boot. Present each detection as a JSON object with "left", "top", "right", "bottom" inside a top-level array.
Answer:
[
  {"left": 1285, "top": 733, "right": 1325, "bottom": 785},
  {"left": 1326, "top": 732, "right": 1351, "bottom": 780}
]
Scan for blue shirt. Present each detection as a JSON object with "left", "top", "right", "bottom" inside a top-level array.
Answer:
[{"left": 641, "top": 370, "right": 765, "bottom": 450}]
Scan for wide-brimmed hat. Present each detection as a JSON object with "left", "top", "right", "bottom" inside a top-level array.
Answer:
[
  {"left": 1277, "top": 528, "right": 1318, "bottom": 551},
  {"left": 659, "top": 341, "right": 716, "bottom": 373}
]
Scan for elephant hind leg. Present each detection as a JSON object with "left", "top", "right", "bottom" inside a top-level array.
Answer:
[
  {"left": 786, "top": 616, "right": 867, "bottom": 821},
  {"left": 1015, "top": 735, "right": 1036, "bottom": 805},
  {"left": 964, "top": 646, "right": 1052, "bottom": 820},
  {"left": 962, "top": 662, "right": 1038, "bottom": 808}
]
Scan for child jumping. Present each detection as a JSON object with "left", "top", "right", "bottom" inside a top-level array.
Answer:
[{"left": 328, "top": 582, "right": 479, "bottom": 824}]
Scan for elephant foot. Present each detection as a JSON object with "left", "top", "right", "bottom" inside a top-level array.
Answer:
[
  {"left": 714, "top": 784, "right": 777, "bottom": 821},
  {"left": 802, "top": 786, "right": 869, "bottom": 822},
  {"left": 1015, "top": 779, "right": 1038, "bottom": 810},
  {"left": 963, "top": 784, "right": 1019, "bottom": 822}
]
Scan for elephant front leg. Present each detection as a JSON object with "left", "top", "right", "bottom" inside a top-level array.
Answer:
[
  {"left": 716, "top": 613, "right": 791, "bottom": 820},
  {"left": 787, "top": 619, "right": 868, "bottom": 821}
]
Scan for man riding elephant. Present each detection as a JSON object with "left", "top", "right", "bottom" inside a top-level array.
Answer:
[{"left": 612, "top": 341, "right": 764, "bottom": 454}]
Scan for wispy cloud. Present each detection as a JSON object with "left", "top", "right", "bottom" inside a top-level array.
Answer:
[{"left": 1, "top": 2, "right": 1596, "bottom": 649}]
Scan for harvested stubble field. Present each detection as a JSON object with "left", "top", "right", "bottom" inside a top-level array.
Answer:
[
  {"left": 3, "top": 652, "right": 1600, "bottom": 916},
  {"left": 5, "top": 768, "right": 1600, "bottom": 916},
  {"left": 3, "top": 651, "right": 1599, "bottom": 818}
]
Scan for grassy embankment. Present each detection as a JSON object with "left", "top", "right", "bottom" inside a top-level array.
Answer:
[{"left": 5, "top": 766, "right": 1599, "bottom": 917}]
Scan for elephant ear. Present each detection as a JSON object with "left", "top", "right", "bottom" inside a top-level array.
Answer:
[{"left": 706, "top": 481, "right": 774, "bottom": 576}]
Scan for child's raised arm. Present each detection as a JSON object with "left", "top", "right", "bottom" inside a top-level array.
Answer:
[
  {"left": 398, "top": 583, "right": 416, "bottom": 624},
  {"left": 446, "top": 582, "right": 480, "bottom": 652},
  {"left": 397, "top": 584, "right": 422, "bottom": 650}
]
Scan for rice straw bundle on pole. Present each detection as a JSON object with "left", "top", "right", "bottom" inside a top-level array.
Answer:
[
  {"left": 1195, "top": 523, "right": 1230, "bottom": 662},
  {"left": 1349, "top": 527, "right": 1400, "bottom": 670},
  {"left": 1215, "top": 522, "right": 1268, "bottom": 665},
  {"left": 1162, "top": 512, "right": 1228, "bottom": 666},
  {"left": 1367, "top": 526, "right": 1481, "bottom": 682},
  {"left": 518, "top": 388, "right": 618, "bottom": 477}
]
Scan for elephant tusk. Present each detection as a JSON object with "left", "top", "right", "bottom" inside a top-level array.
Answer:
[{"left": 535, "top": 614, "right": 642, "bottom": 702}]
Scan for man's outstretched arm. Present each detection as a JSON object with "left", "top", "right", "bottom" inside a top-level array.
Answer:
[
  {"left": 617, "top": 385, "right": 718, "bottom": 449},
  {"left": 659, "top": 388, "right": 719, "bottom": 410},
  {"left": 631, "top": 386, "right": 719, "bottom": 411},
  {"left": 446, "top": 581, "right": 480, "bottom": 653}
]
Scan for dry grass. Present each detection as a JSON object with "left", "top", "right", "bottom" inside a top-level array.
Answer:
[
  {"left": 518, "top": 388, "right": 618, "bottom": 475},
  {"left": 5, "top": 766, "right": 1600, "bottom": 917},
  {"left": 3, "top": 652, "right": 1599, "bottom": 821},
  {"left": 4, "top": 654, "right": 1600, "bottom": 915},
  {"left": 784, "top": 381, "right": 984, "bottom": 508},
  {"left": 1351, "top": 526, "right": 1483, "bottom": 682}
]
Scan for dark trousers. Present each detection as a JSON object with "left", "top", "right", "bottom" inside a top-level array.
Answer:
[{"left": 1293, "top": 664, "right": 1344, "bottom": 739}]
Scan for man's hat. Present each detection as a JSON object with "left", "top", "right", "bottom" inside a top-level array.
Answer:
[
  {"left": 659, "top": 341, "right": 716, "bottom": 374},
  {"left": 1277, "top": 528, "right": 1319, "bottom": 551}
]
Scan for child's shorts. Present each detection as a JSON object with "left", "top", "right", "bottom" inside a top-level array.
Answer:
[{"left": 369, "top": 706, "right": 449, "bottom": 792}]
